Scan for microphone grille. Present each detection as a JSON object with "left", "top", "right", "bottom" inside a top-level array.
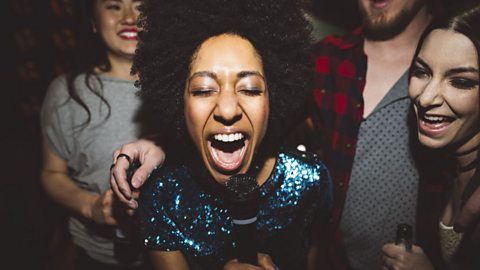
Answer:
[{"left": 225, "top": 174, "right": 259, "bottom": 200}]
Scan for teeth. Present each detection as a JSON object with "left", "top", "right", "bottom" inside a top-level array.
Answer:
[
  {"left": 213, "top": 133, "right": 244, "bottom": 142},
  {"left": 119, "top": 32, "right": 137, "bottom": 38},
  {"left": 423, "top": 115, "right": 449, "bottom": 123}
]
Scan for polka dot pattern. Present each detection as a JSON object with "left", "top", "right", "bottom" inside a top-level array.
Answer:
[{"left": 340, "top": 73, "right": 419, "bottom": 269}]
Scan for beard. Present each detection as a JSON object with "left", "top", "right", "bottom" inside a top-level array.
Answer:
[{"left": 359, "top": 0, "right": 426, "bottom": 41}]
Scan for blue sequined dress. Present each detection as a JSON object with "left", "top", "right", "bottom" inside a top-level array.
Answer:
[{"left": 139, "top": 150, "right": 332, "bottom": 270}]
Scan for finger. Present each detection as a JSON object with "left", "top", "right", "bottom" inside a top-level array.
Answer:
[
  {"left": 112, "top": 155, "right": 133, "bottom": 200},
  {"left": 131, "top": 165, "right": 152, "bottom": 189},
  {"left": 112, "top": 149, "right": 121, "bottom": 163},
  {"left": 382, "top": 256, "right": 396, "bottom": 269},
  {"left": 110, "top": 175, "right": 123, "bottom": 201},
  {"left": 110, "top": 177, "right": 137, "bottom": 208},
  {"left": 455, "top": 186, "right": 480, "bottom": 232},
  {"left": 101, "top": 190, "right": 117, "bottom": 225},
  {"left": 411, "top": 245, "right": 424, "bottom": 253},
  {"left": 104, "top": 215, "right": 118, "bottom": 225},
  {"left": 257, "top": 254, "right": 276, "bottom": 270},
  {"left": 131, "top": 152, "right": 164, "bottom": 188},
  {"left": 382, "top": 243, "right": 401, "bottom": 258}
]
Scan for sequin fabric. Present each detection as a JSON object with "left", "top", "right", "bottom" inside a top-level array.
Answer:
[{"left": 139, "top": 150, "right": 332, "bottom": 270}]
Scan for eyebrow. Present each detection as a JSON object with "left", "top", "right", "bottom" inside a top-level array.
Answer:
[
  {"left": 415, "top": 57, "right": 479, "bottom": 77},
  {"left": 189, "top": 70, "right": 264, "bottom": 81},
  {"left": 414, "top": 58, "right": 431, "bottom": 70},
  {"left": 237, "top": 71, "right": 265, "bottom": 80},
  {"left": 444, "top": 67, "right": 479, "bottom": 77}
]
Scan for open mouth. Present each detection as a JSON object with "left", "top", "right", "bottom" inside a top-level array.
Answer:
[
  {"left": 370, "top": 0, "right": 388, "bottom": 9},
  {"left": 207, "top": 132, "right": 249, "bottom": 173},
  {"left": 118, "top": 29, "right": 138, "bottom": 40},
  {"left": 418, "top": 113, "right": 455, "bottom": 136}
]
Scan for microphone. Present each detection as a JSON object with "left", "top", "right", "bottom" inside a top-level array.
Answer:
[
  {"left": 225, "top": 174, "right": 260, "bottom": 265},
  {"left": 113, "top": 160, "right": 142, "bottom": 264}
]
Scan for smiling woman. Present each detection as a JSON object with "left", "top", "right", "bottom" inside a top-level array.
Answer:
[
  {"left": 409, "top": 29, "right": 480, "bottom": 152},
  {"left": 381, "top": 3, "right": 480, "bottom": 270},
  {"left": 40, "top": 0, "right": 150, "bottom": 269},
  {"left": 133, "top": 0, "right": 333, "bottom": 269}
]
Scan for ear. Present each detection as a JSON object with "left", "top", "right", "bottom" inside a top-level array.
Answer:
[{"left": 91, "top": 19, "right": 97, "bottom": 33}]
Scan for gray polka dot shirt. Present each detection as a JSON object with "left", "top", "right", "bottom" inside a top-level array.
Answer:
[{"left": 340, "top": 72, "right": 419, "bottom": 269}]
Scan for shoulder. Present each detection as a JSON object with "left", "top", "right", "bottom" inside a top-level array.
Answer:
[
  {"left": 42, "top": 74, "right": 72, "bottom": 118},
  {"left": 277, "top": 150, "right": 331, "bottom": 186},
  {"left": 45, "top": 74, "right": 69, "bottom": 101},
  {"left": 279, "top": 149, "right": 325, "bottom": 169},
  {"left": 142, "top": 165, "right": 190, "bottom": 201},
  {"left": 276, "top": 150, "right": 332, "bottom": 205},
  {"left": 43, "top": 73, "right": 90, "bottom": 105}
]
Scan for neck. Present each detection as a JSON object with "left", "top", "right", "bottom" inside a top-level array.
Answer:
[
  {"left": 364, "top": 6, "right": 431, "bottom": 63},
  {"left": 255, "top": 156, "right": 276, "bottom": 186},
  {"left": 455, "top": 133, "right": 480, "bottom": 174},
  {"left": 102, "top": 52, "right": 136, "bottom": 81}
]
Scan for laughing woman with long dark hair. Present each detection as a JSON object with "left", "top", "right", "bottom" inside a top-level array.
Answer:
[
  {"left": 40, "top": 0, "right": 149, "bottom": 269},
  {"left": 382, "top": 4, "right": 480, "bottom": 270}
]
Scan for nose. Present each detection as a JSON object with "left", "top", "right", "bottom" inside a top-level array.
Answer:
[
  {"left": 122, "top": 6, "right": 137, "bottom": 25},
  {"left": 415, "top": 79, "right": 443, "bottom": 108},
  {"left": 213, "top": 89, "right": 242, "bottom": 125}
]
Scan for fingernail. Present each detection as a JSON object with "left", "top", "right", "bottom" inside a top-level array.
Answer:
[{"left": 132, "top": 179, "right": 139, "bottom": 189}]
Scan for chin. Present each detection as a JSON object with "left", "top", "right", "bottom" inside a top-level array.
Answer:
[{"left": 418, "top": 133, "right": 448, "bottom": 150}]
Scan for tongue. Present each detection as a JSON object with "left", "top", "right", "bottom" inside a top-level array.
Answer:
[{"left": 208, "top": 140, "right": 247, "bottom": 172}]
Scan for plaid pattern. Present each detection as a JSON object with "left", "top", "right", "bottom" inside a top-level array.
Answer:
[{"left": 311, "top": 28, "right": 366, "bottom": 269}]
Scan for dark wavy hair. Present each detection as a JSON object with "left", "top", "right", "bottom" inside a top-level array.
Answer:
[
  {"left": 133, "top": 0, "right": 313, "bottom": 158},
  {"left": 408, "top": 4, "right": 480, "bottom": 269},
  {"left": 412, "top": 2, "right": 480, "bottom": 72},
  {"left": 67, "top": 0, "right": 112, "bottom": 129}
]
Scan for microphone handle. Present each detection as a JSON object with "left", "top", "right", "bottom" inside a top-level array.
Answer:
[{"left": 233, "top": 217, "right": 258, "bottom": 265}]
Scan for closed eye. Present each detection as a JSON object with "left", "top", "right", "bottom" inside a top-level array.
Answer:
[
  {"left": 410, "top": 64, "right": 430, "bottom": 79},
  {"left": 239, "top": 88, "right": 264, "bottom": 96},
  {"left": 450, "top": 77, "right": 479, "bottom": 90},
  {"left": 190, "top": 88, "right": 216, "bottom": 97}
]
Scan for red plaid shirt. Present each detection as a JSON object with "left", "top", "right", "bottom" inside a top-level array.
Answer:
[{"left": 310, "top": 28, "right": 366, "bottom": 269}]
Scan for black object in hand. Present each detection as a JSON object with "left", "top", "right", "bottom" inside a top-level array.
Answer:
[
  {"left": 225, "top": 174, "right": 260, "bottom": 265},
  {"left": 113, "top": 160, "right": 142, "bottom": 264},
  {"left": 395, "top": 223, "right": 413, "bottom": 252}
]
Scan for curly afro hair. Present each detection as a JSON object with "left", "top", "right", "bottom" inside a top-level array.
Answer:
[{"left": 133, "top": 0, "right": 313, "bottom": 157}]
